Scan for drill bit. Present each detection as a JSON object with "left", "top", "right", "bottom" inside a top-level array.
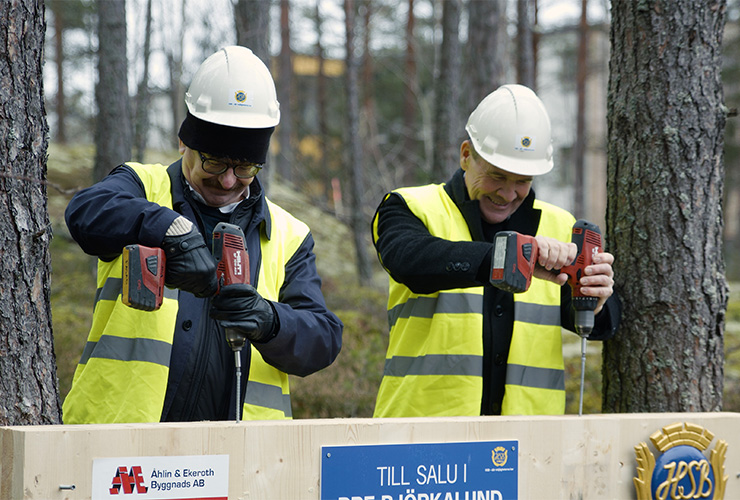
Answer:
[
  {"left": 234, "top": 350, "right": 242, "bottom": 423},
  {"left": 578, "top": 336, "right": 586, "bottom": 416}
]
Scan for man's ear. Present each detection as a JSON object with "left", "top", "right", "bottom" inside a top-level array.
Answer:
[
  {"left": 460, "top": 140, "right": 472, "bottom": 171},
  {"left": 178, "top": 139, "right": 186, "bottom": 155}
]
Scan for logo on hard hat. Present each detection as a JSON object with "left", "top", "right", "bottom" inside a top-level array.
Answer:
[
  {"left": 229, "top": 89, "right": 254, "bottom": 108},
  {"left": 515, "top": 135, "right": 535, "bottom": 152}
]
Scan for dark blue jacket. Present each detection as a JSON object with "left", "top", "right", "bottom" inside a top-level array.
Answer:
[{"left": 65, "top": 161, "right": 343, "bottom": 420}]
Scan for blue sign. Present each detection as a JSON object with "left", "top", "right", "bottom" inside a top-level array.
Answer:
[{"left": 321, "top": 440, "right": 518, "bottom": 500}]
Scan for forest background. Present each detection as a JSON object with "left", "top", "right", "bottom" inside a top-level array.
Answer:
[{"left": 42, "top": 0, "right": 740, "bottom": 418}]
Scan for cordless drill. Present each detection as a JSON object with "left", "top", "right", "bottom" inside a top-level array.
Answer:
[
  {"left": 561, "top": 220, "right": 602, "bottom": 416},
  {"left": 560, "top": 220, "right": 602, "bottom": 338},
  {"left": 489, "top": 219, "right": 602, "bottom": 329},
  {"left": 489, "top": 219, "right": 603, "bottom": 415},
  {"left": 122, "top": 223, "right": 250, "bottom": 422},
  {"left": 121, "top": 222, "right": 249, "bottom": 311},
  {"left": 211, "top": 222, "right": 251, "bottom": 423}
]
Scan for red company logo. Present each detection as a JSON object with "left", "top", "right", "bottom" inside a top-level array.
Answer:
[{"left": 109, "top": 466, "right": 148, "bottom": 495}]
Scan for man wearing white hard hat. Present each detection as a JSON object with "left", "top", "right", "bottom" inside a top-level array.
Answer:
[
  {"left": 63, "top": 46, "right": 343, "bottom": 423},
  {"left": 371, "top": 84, "right": 619, "bottom": 417}
]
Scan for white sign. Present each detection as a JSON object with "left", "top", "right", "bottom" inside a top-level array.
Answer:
[{"left": 91, "top": 454, "right": 229, "bottom": 500}]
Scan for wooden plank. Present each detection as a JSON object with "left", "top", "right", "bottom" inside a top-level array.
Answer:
[{"left": 1, "top": 413, "right": 738, "bottom": 499}]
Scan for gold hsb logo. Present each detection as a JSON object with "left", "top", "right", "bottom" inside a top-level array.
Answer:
[
  {"left": 491, "top": 446, "right": 508, "bottom": 467},
  {"left": 634, "top": 422, "right": 728, "bottom": 500}
]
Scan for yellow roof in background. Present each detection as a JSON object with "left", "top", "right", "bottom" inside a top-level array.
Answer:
[{"left": 291, "top": 54, "right": 345, "bottom": 77}]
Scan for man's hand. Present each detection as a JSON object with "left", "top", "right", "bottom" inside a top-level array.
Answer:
[
  {"left": 579, "top": 251, "right": 615, "bottom": 314},
  {"left": 532, "top": 235, "right": 577, "bottom": 285},
  {"left": 210, "top": 284, "right": 278, "bottom": 343},
  {"left": 532, "top": 235, "right": 615, "bottom": 314},
  {"left": 161, "top": 219, "right": 218, "bottom": 297}
]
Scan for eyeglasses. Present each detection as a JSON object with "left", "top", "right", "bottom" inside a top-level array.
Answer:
[{"left": 198, "top": 151, "right": 263, "bottom": 178}]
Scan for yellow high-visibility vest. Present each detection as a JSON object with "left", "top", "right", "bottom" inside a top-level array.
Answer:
[
  {"left": 63, "top": 163, "right": 307, "bottom": 423},
  {"left": 372, "top": 183, "right": 575, "bottom": 417}
]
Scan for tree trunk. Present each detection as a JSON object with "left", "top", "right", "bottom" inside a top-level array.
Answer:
[
  {"left": 0, "top": 0, "right": 62, "bottom": 425},
  {"left": 721, "top": 16, "right": 740, "bottom": 280},
  {"left": 314, "top": 3, "right": 332, "bottom": 211},
  {"left": 532, "top": 0, "right": 539, "bottom": 88},
  {"left": 234, "top": 0, "right": 271, "bottom": 192},
  {"left": 431, "top": 0, "right": 461, "bottom": 182},
  {"left": 467, "top": 0, "right": 507, "bottom": 110},
  {"left": 277, "top": 0, "right": 293, "bottom": 182},
  {"left": 516, "top": 0, "right": 535, "bottom": 89},
  {"left": 573, "top": 0, "right": 588, "bottom": 219},
  {"left": 94, "top": 0, "right": 131, "bottom": 182},
  {"left": 361, "top": 0, "right": 399, "bottom": 198},
  {"left": 604, "top": 1, "right": 728, "bottom": 412},
  {"left": 133, "top": 0, "right": 153, "bottom": 163},
  {"left": 234, "top": 0, "right": 271, "bottom": 65},
  {"left": 345, "top": 0, "right": 373, "bottom": 283},
  {"left": 166, "top": 0, "right": 186, "bottom": 150},
  {"left": 400, "top": 0, "right": 417, "bottom": 184},
  {"left": 52, "top": 0, "right": 67, "bottom": 144}
]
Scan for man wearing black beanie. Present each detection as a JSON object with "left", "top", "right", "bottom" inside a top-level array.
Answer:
[{"left": 62, "top": 46, "right": 343, "bottom": 424}]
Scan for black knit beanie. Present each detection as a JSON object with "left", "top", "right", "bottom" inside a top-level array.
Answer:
[{"left": 178, "top": 111, "right": 275, "bottom": 163}]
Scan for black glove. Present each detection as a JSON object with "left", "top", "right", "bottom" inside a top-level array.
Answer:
[
  {"left": 161, "top": 226, "right": 218, "bottom": 297},
  {"left": 209, "top": 283, "right": 278, "bottom": 343}
]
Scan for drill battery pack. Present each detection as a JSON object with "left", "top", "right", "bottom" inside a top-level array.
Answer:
[
  {"left": 122, "top": 245, "right": 165, "bottom": 311},
  {"left": 490, "top": 231, "right": 538, "bottom": 294}
]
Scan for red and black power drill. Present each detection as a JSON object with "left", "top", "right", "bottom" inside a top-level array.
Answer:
[
  {"left": 211, "top": 223, "right": 252, "bottom": 352},
  {"left": 122, "top": 222, "right": 250, "bottom": 310},
  {"left": 490, "top": 219, "right": 603, "bottom": 415},
  {"left": 211, "top": 222, "right": 251, "bottom": 422},
  {"left": 560, "top": 220, "right": 603, "bottom": 338},
  {"left": 561, "top": 220, "right": 602, "bottom": 416},
  {"left": 122, "top": 222, "right": 251, "bottom": 421},
  {"left": 489, "top": 219, "right": 602, "bottom": 329}
]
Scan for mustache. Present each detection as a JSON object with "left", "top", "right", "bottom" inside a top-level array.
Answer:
[
  {"left": 486, "top": 195, "right": 509, "bottom": 205},
  {"left": 202, "top": 178, "right": 246, "bottom": 193}
]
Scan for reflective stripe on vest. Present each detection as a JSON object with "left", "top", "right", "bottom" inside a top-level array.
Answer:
[
  {"left": 62, "top": 163, "right": 306, "bottom": 423},
  {"left": 242, "top": 200, "right": 308, "bottom": 419},
  {"left": 62, "top": 163, "right": 178, "bottom": 424},
  {"left": 372, "top": 184, "right": 575, "bottom": 417},
  {"left": 501, "top": 202, "right": 574, "bottom": 415}
]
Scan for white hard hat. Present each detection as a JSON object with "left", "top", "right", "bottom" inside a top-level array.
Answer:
[
  {"left": 185, "top": 46, "right": 280, "bottom": 129},
  {"left": 465, "top": 84, "right": 553, "bottom": 176}
]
